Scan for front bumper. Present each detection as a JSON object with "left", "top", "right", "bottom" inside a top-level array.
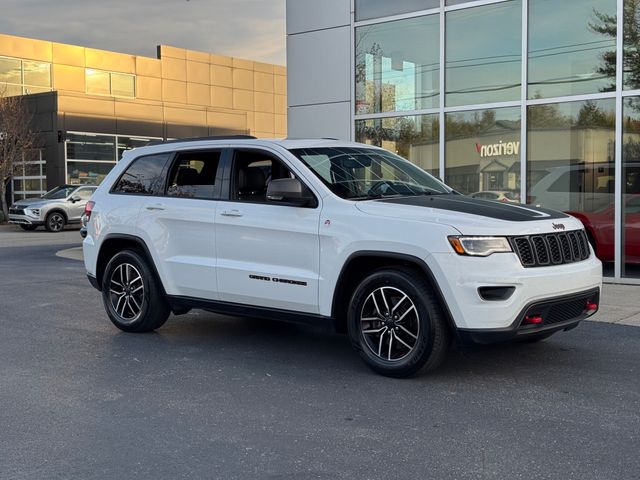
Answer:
[
  {"left": 8, "top": 214, "right": 44, "bottom": 226},
  {"left": 457, "top": 287, "right": 599, "bottom": 345}
]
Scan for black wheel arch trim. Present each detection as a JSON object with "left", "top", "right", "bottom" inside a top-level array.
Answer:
[
  {"left": 331, "top": 250, "right": 458, "bottom": 334},
  {"left": 95, "top": 233, "right": 167, "bottom": 297}
]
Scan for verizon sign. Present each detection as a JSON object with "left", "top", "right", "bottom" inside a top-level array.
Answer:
[{"left": 475, "top": 141, "right": 520, "bottom": 158}]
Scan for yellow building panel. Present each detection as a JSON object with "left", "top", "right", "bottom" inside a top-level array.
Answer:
[
  {"left": 255, "top": 112, "right": 275, "bottom": 133},
  {"left": 187, "top": 82, "right": 210, "bottom": 106},
  {"left": 206, "top": 110, "right": 247, "bottom": 131},
  {"left": 254, "top": 72, "right": 274, "bottom": 94},
  {"left": 162, "top": 57, "right": 187, "bottom": 81},
  {"left": 136, "top": 76, "right": 162, "bottom": 101},
  {"left": 0, "top": 34, "right": 52, "bottom": 62},
  {"left": 275, "top": 114, "right": 287, "bottom": 135},
  {"left": 162, "top": 79, "right": 187, "bottom": 103},
  {"left": 115, "top": 101, "right": 163, "bottom": 121},
  {"left": 186, "top": 49, "right": 210, "bottom": 64},
  {"left": 52, "top": 64, "right": 85, "bottom": 93},
  {"left": 211, "top": 86, "right": 233, "bottom": 109},
  {"left": 210, "top": 53, "right": 233, "bottom": 67},
  {"left": 187, "top": 61, "right": 209, "bottom": 85},
  {"left": 58, "top": 95, "right": 115, "bottom": 117},
  {"left": 275, "top": 94, "right": 287, "bottom": 115},
  {"left": 211, "top": 65, "right": 232, "bottom": 87},
  {"left": 254, "top": 62, "right": 274, "bottom": 74},
  {"left": 245, "top": 111, "right": 255, "bottom": 132},
  {"left": 164, "top": 105, "right": 207, "bottom": 125},
  {"left": 274, "top": 65, "right": 286, "bottom": 76},
  {"left": 254, "top": 92, "right": 274, "bottom": 114},
  {"left": 85, "top": 48, "right": 135, "bottom": 74},
  {"left": 232, "top": 57, "right": 254, "bottom": 71},
  {"left": 136, "top": 57, "right": 162, "bottom": 78},
  {"left": 233, "top": 89, "right": 254, "bottom": 111},
  {"left": 52, "top": 43, "right": 84, "bottom": 67},
  {"left": 274, "top": 75, "right": 286, "bottom": 95},
  {"left": 232, "top": 68, "right": 253, "bottom": 91},
  {"left": 159, "top": 45, "right": 186, "bottom": 59},
  {"left": 253, "top": 131, "right": 277, "bottom": 139}
]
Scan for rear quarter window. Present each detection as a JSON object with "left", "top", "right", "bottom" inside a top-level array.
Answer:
[{"left": 112, "top": 153, "right": 172, "bottom": 195}]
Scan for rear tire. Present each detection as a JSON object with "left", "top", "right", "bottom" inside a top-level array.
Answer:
[
  {"left": 347, "top": 267, "right": 451, "bottom": 378},
  {"left": 45, "top": 212, "right": 65, "bottom": 232},
  {"left": 20, "top": 224, "right": 37, "bottom": 231},
  {"left": 101, "top": 249, "right": 170, "bottom": 333}
]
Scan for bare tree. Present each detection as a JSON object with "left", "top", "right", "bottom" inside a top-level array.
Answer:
[{"left": 0, "top": 89, "right": 40, "bottom": 221}]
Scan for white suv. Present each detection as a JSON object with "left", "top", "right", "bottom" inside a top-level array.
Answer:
[{"left": 83, "top": 137, "right": 602, "bottom": 377}]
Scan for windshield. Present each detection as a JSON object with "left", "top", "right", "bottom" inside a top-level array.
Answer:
[
  {"left": 289, "top": 147, "right": 451, "bottom": 199},
  {"left": 41, "top": 186, "right": 76, "bottom": 200}
]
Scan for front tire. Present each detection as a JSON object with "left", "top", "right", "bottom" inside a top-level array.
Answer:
[
  {"left": 45, "top": 212, "right": 65, "bottom": 232},
  {"left": 101, "top": 249, "right": 170, "bottom": 333},
  {"left": 347, "top": 267, "right": 451, "bottom": 378}
]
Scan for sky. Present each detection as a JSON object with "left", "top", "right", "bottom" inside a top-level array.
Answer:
[{"left": 0, "top": 0, "right": 286, "bottom": 65}]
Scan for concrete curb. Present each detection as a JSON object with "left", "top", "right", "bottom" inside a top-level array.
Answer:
[{"left": 56, "top": 247, "right": 84, "bottom": 261}]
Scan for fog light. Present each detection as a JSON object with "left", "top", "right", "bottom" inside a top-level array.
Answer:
[{"left": 523, "top": 314, "right": 544, "bottom": 325}]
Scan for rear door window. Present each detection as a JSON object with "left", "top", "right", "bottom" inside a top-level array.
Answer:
[{"left": 112, "top": 153, "right": 171, "bottom": 195}]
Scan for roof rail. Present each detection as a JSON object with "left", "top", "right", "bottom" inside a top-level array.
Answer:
[{"left": 145, "top": 135, "right": 257, "bottom": 146}]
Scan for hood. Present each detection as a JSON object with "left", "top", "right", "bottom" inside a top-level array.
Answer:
[
  {"left": 12, "top": 197, "right": 51, "bottom": 207},
  {"left": 355, "top": 194, "right": 583, "bottom": 236}
]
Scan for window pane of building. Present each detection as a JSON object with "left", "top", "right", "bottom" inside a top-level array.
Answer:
[
  {"left": 22, "top": 61, "right": 51, "bottom": 88},
  {"left": 527, "top": 99, "right": 615, "bottom": 272},
  {"left": 445, "top": 1, "right": 521, "bottom": 107},
  {"left": 66, "top": 133, "right": 116, "bottom": 161},
  {"left": 355, "top": 15, "right": 439, "bottom": 114},
  {"left": 528, "top": 0, "right": 616, "bottom": 99},
  {"left": 0, "top": 57, "right": 21, "bottom": 84},
  {"left": 355, "top": 0, "right": 439, "bottom": 21},
  {"left": 622, "top": 98, "right": 640, "bottom": 278},
  {"left": 0, "top": 82, "right": 23, "bottom": 97},
  {"left": 355, "top": 114, "right": 439, "bottom": 177},
  {"left": 86, "top": 68, "right": 110, "bottom": 95},
  {"left": 624, "top": 0, "right": 640, "bottom": 90},
  {"left": 117, "top": 136, "right": 154, "bottom": 160},
  {"left": 67, "top": 161, "right": 115, "bottom": 185},
  {"left": 445, "top": 107, "right": 521, "bottom": 197},
  {"left": 111, "top": 73, "right": 135, "bottom": 97}
]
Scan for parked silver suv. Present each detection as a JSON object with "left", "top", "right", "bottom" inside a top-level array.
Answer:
[{"left": 8, "top": 184, "right": 97, "bottom": 232}]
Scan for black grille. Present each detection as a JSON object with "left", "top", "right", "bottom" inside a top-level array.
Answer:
[
  {"left": 510, "top": 230, "right": 590, "bottom": 268},
  {"left": 9, "top": 207, "right": 25, "bottom": 215},
  {"left": 520, "top": 288, "right": 600, "bottom": 328}
]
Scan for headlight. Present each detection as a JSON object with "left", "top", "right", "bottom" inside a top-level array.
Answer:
[
  {"left": 25, "top": 208, "right": 40, "bottom": 217},
  {"left": 448, "top": 236, "right": 513, "bottom": 257}
]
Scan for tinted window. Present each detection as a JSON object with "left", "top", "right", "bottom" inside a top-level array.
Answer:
[
  {"left": 232, "top": 150, "right": 295, "bottom": 203},
  {"left": 167, "top": 151, "right": 221, "bottom": 199},
  {"left": 42, "top": 186, "right": 76, "bottom": 199},
  {"left": 113, "top": 153, "right": 171, "bottom": 195}
]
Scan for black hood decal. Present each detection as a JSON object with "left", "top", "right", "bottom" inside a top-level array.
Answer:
[{"left": 377, "top": 194, "right": 569, "bottom": 222}]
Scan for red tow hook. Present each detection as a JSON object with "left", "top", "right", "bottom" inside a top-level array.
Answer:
[
  {"left": 523, "top": 314, "right": 544, "bottom": 325},
  {"left": 585, "top": 301, "right": 598, "bottom": 314}
]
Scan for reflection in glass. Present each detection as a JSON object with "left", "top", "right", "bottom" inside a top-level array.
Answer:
[
  {"left": 111, "top": 73, "right": 135, "bottom": 97},
  {"left": 355, "top": 114, "right": 439, "bottom": 177},
  {"left": 67, "top": 161, "right": 116, "bottom": 185},
  {"left": 528, "top": 0, "right": 616, "bottom": 99},
  {"left": 22, "top": 61, "right": 51, "bottom": 88},
  {"left": 0, "top": 57, "right": 21, "bottom": 85},
  {"left": 66, "top": 133, "right": 116, "bottom": 161},
  {"left": 355, "top": 0, "right": 438, "bottom": 21},
  {"left": 117, "top": 136, "right": 154, "bottom": 160},
  {"left": 86, "top": 69, "right": 110, "bottom": 96},
  {"left": 624, "top": 0, "right": 640, "bottom": 89},
  {"left": 355, "top": 15, "right": 439, "bottom": 114},
  {"left": 0, "top": 83, "right": 22, "bottom": 97},
  {"left": 445, "top": 107, "right": 521, "bottom": 197},
  {"left": 445, "top": 1, "right": 521, "bottom": 107},
  {"left": 621, "top": 98, "right": 640, "bottom": 278}
]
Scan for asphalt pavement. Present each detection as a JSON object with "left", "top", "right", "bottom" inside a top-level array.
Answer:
[{"left": 0, "top": 225, "right": 639, "bottom": 480}]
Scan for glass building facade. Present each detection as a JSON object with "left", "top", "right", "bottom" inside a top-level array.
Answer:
[{"left": 351, "top": 0, "right": 640, "bottom": 282}]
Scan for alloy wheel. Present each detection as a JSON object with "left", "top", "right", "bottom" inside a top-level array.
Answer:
[
  {"left": 48, "top": 213, "right": 65, "bottom": 232},
  {"left": 109, "top": 263, "right": 145, "bottom": 324},
  {"left": 360, "top": 286, "right": 420, "bottom": 362}
]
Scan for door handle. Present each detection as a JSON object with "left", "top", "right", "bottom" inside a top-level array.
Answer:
[
  {"left": 221, "top": 209, "right": 243, "bottom": 217},
  {"left": 145, "top": 203, "right": 166, "bottom": 211}
]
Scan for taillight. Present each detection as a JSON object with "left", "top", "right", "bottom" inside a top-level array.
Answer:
[{"left": 84, "top": 200, "right": 95, "bottom": 221}]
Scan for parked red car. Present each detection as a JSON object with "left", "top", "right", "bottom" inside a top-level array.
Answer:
[{"left": 568, "top": 195, "right": 640, "bottom": 264}]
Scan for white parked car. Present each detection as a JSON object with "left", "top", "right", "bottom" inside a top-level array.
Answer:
[{"left": 82, "top": 137, "right": 602, "bottom": 377}]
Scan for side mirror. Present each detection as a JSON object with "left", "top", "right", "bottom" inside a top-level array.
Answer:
[
  {"left": 70, "top": 195, "right": 81, "bottom": 203},
  {"left": 266, "top": 178, "right": 316, "bottom": 207}
]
